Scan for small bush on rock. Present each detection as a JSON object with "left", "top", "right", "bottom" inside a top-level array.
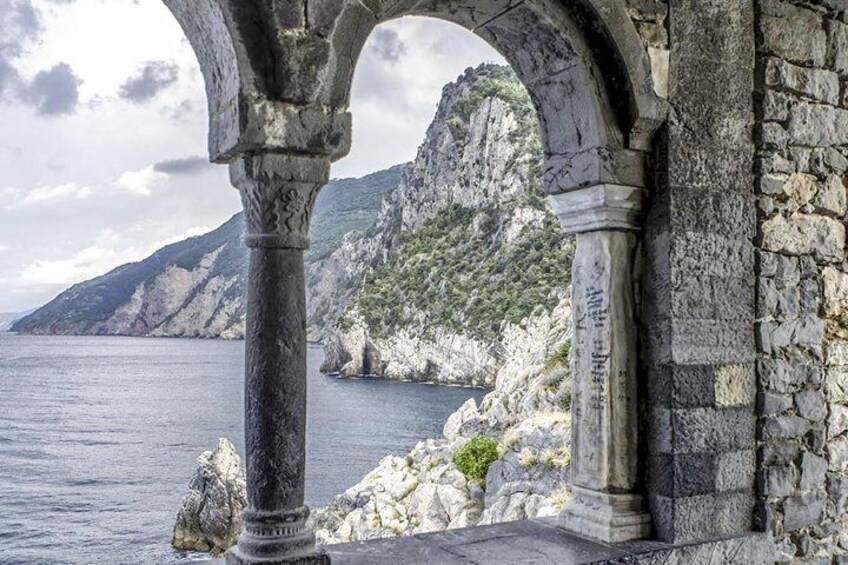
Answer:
[{"left": 453, "top": 436, "right": 499, "bottom": 483}]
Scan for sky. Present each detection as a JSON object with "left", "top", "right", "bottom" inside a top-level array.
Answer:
[{"left": 0, "top": 0, "right": 505, "bottom": 312}]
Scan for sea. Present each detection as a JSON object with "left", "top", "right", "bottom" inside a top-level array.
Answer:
[{"left": 0, "top": 333, "right": 485, "bottom": 564}]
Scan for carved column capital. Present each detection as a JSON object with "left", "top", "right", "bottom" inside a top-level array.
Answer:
[
  {"left": 230, "top": 153, "right": 331, "bottom": 250},
  {"left": 549, "top": 184, "right": 644, "bottom": 234}
]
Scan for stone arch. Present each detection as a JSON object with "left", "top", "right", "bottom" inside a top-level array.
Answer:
[
  {"left": 164, "top": 0, "right": 666, "bottom": 182},
  {"left": 319, "top": 0, "right": 666, "bottom": 545},
  {"left": 328, "top": 0, "right": 666, "bottom": 192}
]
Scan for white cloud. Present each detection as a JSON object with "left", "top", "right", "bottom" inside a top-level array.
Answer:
[
  {"left": 14, "top": 223, "right": 217, "bottom": 291},
  {"left": 16, "top": 228, "right": 148, "bottom": 288},
  {"left": 115, "top": 165, "right": 166, "bottom": 196},
  {"left": 0, "top": 244, "right": 8, "bottom": 254},
  {"left": 17, "top": 182, "right": 90, "bottom": 207}
]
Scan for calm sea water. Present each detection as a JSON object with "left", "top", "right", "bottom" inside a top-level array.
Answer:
[{"left": 0, "top": 333, "right": 484, "bottom": 565}]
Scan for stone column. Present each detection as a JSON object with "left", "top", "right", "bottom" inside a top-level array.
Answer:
[
  {"left": 227, "top": 153, "right": 330, "bottom": 565},
  {"left": 550, "top": 184, "right": 652, "bottom": 543}
]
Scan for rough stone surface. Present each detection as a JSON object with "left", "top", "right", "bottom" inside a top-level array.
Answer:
[
  {"left": 755, "top": 1, "right": 848, "bottom": 561},
  {"left": 173, "top": 439, "right": 247, "bottom": 555},
  {"left": 314, "top": 520, "right": 774, "bottom": 565},
  {"left": 760, "top": 213, "right": 845, "bottom": 263},
  {"left": 311, "top": 317, "right": 573, "bottom": 545}
]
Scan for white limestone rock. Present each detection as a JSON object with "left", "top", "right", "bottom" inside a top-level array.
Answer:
[
  {"left": 311, "top": 297, "right": 574, "bottom": 545},
  {"left": 172, "top": 438, "right": 247, "bottom": 555}
]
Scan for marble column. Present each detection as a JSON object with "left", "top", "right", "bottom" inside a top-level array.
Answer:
[
  {"left": 227, "top": 153, "right": 330, "bottom": 565},
  {"left": 550, "top": 184, "right": 652, "bottom": 543}
]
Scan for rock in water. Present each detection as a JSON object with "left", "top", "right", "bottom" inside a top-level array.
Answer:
[{"left": 172, "top": 438, "right": 247, "bottom": 555}]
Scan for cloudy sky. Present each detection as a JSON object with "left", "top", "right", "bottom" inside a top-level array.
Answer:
[{"left": 0, "top": 0, "right": 504, "bottom": 312}]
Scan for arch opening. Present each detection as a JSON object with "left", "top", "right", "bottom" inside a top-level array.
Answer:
[{"left": 328, "top": 0, "right": 659, "bottom": 193}]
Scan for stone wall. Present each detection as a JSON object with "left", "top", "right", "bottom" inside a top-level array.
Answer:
[
  {"left": 643, "top": 0, "right": 758, "bottom": 545},
  {"left": 755, "top": 1, "right": 848, "bottom": 562}
]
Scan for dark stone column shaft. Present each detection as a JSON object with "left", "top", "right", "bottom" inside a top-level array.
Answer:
[
  {"left": 245, "top": 247, "right": 307, "bottom": 511},
  {"left": 227, "top": 153, "right": 330, "bottom": 565}
]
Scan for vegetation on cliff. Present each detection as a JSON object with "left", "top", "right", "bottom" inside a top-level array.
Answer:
[
  {"left": 333, "top": 64, "right": 571, "bottom": 349},
  {"left": 341, "top": 201, "right": 572, "bottom": 343}
]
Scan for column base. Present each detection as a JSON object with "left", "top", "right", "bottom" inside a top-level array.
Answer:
[
  {"left": 558, "top": 486, "right": 651, "bottom": 543},
  {"left": 226, "top": 506, "right": 328, "bottom": 565},
  {"left": 226, "top": 550, "right": 329, "bottom": 565}
]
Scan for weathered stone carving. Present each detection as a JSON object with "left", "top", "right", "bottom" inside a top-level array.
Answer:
[
  {"left": 227, "top": 153, "right": 331, "bottom": 565},
  {"left": 231, "top": 153, "right": 330, "bottom": 250}
]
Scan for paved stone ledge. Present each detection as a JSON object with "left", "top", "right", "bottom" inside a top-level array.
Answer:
[{"left": 195, "top": 518, "right": 773, "bottom": 564}]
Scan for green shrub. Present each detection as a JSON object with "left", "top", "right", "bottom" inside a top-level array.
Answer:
[{"left": 453, "top": 436, "right": 500, "bottom": 483}]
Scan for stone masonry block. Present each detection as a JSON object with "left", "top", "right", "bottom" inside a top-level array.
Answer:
[
  {"left": 760, "top": 414, "right": 812, "bottom": 441},
  {"left": 762, "top": 463, "right": 797, "bottom": 498},
  {"left": 716, "top": 450, "right": 756, "bottom": 492},
  {"left": 650, "top": 492, "right": 754, "bottom": 543},
  {"left": 649, "top": 364, "right": 715, "bottom": 409},
  {"left": 759, "top": 0, "right": 826, "bottom": 67},
  {"left": 648, "top": 407, "right": 672, "bottom": 455},
  {"left": 760, "top": 213, "right": 845, "bottom": 263},
  {"left": 715, "top": 491, "right": 755, "bottom": 536},
  {"left": 827, "top": 342, "right": 848, "bottom": 366},
  {"left": 826, "top": 368, "right": 848, "bottom": 402},
  {"left": 759, "top": 90, "right": 793, "bottom": 121},
  {"left": 764, "top": 57, "right": 840, "bottom": 105},
  {"left": 652, "top": 494, "right": 717, "bottom": 543},
  {"left": 788, "top": 102, "right": 848, "bottom": 147},
  {"left": 783, "top": 491, "right": 825, "bottom": 532},
  {"left": 715, "top": 364, "right": 756, "bottom": 407},
  {"left": 668, "top": 143, "right": 754, "bottom": 194},
  {"left": 668, "top": 57, "right": 751, "bottom": 147},
  {"left": 671, "top": 319, "right": 755, "bottom": 365},
  {"left": 822, "top": 266, "right": 848, "bottom": 319},
  {"left": 759, "top": 358, "right": 806, "bottom": 393},
  {"left": 800, "top": 452, "right": 827, "bottom": 492},
  {"left": 649, "top": 454, "right": 712, "bottom": 498},
  {"left": 828, "top": 403, "right": 848, "bottom": 438},
  {"left": 759, "top": 391, "right": 794, "bottom": 414},
  {"left": 760, "top": 441, "right": 801, "bottom": 466},
  {"left": 672, "top": 407, "right": 754, "bottom": 453},
  {"left": 794, "top": 389, "right": 827, "bottom": 423},
  {"left": 672, "top": 232, "right": 753, "bottom": 279},
  {"left": 670, "top": 189, "right": 755, "bottom": 239},
  {"left": 827, "top": 19, "right": 848, "bottom": 77}
]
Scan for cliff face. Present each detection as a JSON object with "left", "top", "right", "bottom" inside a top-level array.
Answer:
[
  {"left": 12, "top": 214, "right": 249, "bottom": 338},
  {"left": 314, "top": 64, "right": 573, "bottom": 387},
  {"left": 11, "top": 167, "right": 403, "bottom": 338}
]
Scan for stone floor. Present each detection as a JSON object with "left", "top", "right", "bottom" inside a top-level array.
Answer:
[{"left": 197, "top": 517, "right": 774, "bottom": 564}]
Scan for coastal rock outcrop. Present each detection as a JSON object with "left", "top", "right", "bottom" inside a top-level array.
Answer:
[
  {"left": 175, "top": 297, "right": 573, "bottom": 553},
  {"left": 311, "top": 297, "right": 573, "bottom": 543},
  {"left": 172, "top": 438, "right": 247, "bottom": 555}
]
